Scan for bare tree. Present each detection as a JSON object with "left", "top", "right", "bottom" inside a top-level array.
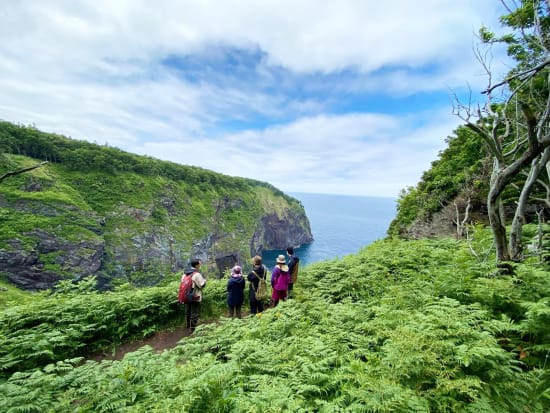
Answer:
[
  {"left": 0, "top": 161, "right": 48, "bottom": 184},
  {"left": 454, "top": 0, "right": 550, "bottom": 264},
  {"left": 453, "top": 197, "right": 472, "bottom": 239}
]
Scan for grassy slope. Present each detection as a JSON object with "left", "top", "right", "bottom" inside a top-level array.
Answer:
[
  {"left": 1, "top": 234, "right": 549, "bottom": 412},
  {"left": 0, "top": 280, "right": 32, "bottom": 308},
  {"left": 0, "top": 154, "right": 308, "bottom": 284}
]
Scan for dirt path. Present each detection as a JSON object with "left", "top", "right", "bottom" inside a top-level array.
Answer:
[
  {"left": 88, "top": 325, "right": 192, "bottom": 362},
  {"left": 88, "top": 311, "right": 251, "bottom": 362}
]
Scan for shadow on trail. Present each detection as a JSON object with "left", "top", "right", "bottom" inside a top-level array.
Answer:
[
  {"left": 87, "top": 325, "right": 193, "bottom": 362},
  {"left": 88, "top": 311, "right": 252, "bottom": 362}
]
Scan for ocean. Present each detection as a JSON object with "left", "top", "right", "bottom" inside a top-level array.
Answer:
[{"left": 263, "top": 192, "right": 397, "bottom": 268}]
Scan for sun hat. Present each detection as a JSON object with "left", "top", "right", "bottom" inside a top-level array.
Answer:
[{"left": 276, "top": 255, "right": 286, "bottom": 264}]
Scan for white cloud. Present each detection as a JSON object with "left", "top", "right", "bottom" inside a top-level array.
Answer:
[
  {"left": 133, "top": 109, "right": 460, "bottom": 197},
  {"left": 0, "top": 0, "right": 509, "bottom": 197}
]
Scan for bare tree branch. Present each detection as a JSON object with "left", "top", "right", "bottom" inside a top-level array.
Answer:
[
  {"left": 483, "top": 57, "right": 550, "bottom": 95},
  {"left": 453, "top": 197, "right": 471, "bottom": 239},
  {"left": 0, "top": 161, "right": 48, "bottom": 183}
]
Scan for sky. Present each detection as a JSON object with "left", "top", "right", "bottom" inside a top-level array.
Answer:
[{"left": 0, "top": 1, "right": 511, "bottom": 198}]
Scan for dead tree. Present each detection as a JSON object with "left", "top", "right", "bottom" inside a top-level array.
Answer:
[
  {"left": 453, "top": 197, "right": 472, "bottom": 239},
  {"left": 0, "top": 161, "right": 48, "bottom": 184},
  {"left": 453, "top": 0, "right": 550, "bottom": 264}
]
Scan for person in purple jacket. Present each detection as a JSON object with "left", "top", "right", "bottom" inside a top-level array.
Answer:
[
  {"left": 271, "top": 255, "right": 291, "bottom": 307},
  {"left": 227, "top": 265, "right": 245, "bottom": 318}
]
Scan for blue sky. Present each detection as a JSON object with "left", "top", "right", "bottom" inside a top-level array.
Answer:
[{"left": 0, "top": 0, "right": 509, "bottom": 197}]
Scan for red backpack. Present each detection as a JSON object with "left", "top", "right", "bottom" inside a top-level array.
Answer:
[{"left": 178, "top": 273, "right": 196, "bottom": 304}]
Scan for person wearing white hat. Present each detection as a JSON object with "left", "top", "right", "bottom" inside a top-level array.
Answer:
[{"left": 271, "top": 254, "right": 290, "bottom": 306}]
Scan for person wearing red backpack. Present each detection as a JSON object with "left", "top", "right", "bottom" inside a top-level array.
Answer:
[{"left": 184, "top": 258, "right": 206, "bottom": 333}]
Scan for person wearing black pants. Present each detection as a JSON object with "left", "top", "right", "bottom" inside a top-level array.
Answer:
[
  {"left": 247, "top": 255, "right": 268, "bottom": 314},
  {"left": 286, "top": 247, "right": 300, "bottom": 298},
  {"left": 185, "top": 259, "right": 206, "bottom": 332},
  {"left": 227, "top": 265, "right": 245, "bottom": 318}
]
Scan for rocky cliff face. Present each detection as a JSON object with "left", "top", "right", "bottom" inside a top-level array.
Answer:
[
  {"left": 2, "top": 231, "right": 105, "bottom": 290},
  {"left": 251, "top": 211, "right": 312, "bottom": 254},
  {"left": 0, "top": 162, "right": 312, "bottom": 290}
]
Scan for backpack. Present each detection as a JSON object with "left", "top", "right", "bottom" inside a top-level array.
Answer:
[
  {"left": 252, "top": 267, "right": 268, "bottom": 301},
  {"left": 178, "top": 273, "right": 196, "bottom": 304},
  {"left": 290, "top": 259, "right": 300, "bottom": 284}
]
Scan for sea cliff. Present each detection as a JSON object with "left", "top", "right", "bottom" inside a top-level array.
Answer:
[{"left": 0, "top": 123, "right": 312, "bottom": 289}]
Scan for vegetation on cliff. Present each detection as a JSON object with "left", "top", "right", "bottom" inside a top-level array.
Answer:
[
  {"left": 388, "top": 125, "right": 489, "bottom": 238},
  {"left": 390, "top": 0, "right": 550, "bottom": 265},
  {"left": 0, "top": 122, "right": 312, "bottom": 289}
]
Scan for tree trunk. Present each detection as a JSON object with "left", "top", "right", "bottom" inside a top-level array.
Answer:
[
  {"left": 454, "top": 197, "right": 471, "bottom": 239},
  {"left": 510, "top": 148, "right": 550, "bottom": 260},
  {"left": 488, "top": 191, "right": 510, "bottom": 262},
  {"left": 486, "top": 155, "right": 511, "bottom": 262},
  {"left": 536, "top": 208, "right": 545, "bottom": 263}
]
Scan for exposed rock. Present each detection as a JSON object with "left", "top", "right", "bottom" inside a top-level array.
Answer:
[
  {"left": 215, "top": 253, "right": 240, "bottom": 278},
  {"left": 0, "top": 167, "right": 312, "bottom": 291},
  {"left": 250, "top": 211, "right": 313, "bottom": 255},
  {"left": 0, "top": 241, "right": 55, "bottom": 290},
  {"left": 160, "top": 197, "right": 176, "bottom": 214},
  {"left": 22, "top": 179, "right": 43, "bottom": 192},
  {"left": 0, "top": 231, "right": 105, "bottom": 291},
  {"left": 405, "top": 195, "right": 548, "bottom": 240},
  {"left": 7, "top": 270, "right": 61, "bottom": 291}
]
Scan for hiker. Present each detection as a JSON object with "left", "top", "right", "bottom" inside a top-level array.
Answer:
[
  {"left": 247, "top": 255, "right": 268, "bottom": 314},
  {"left": 185, "top": 258, "right": 206, "bottom": 332},
  {"left": 271, "top": 254, "right": 291, "bottom": 307},
  {"left": 286, "top": 247, "right": 300, "bottom": 298},
  {"left": 227, "top": 265, "right": 246, "bottom": 318}
]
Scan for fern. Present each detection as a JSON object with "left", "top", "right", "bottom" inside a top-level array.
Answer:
[{"left": 1, "top": 237, "right": 550, "bottom": 412}]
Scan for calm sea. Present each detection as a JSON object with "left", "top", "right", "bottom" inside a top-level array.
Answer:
[{"left": 263, "top": 192, "right": 397, "bottom": 268}]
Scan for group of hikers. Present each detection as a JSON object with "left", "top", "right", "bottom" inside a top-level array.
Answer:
[{"left": 180, "top": 247, "right": 300, "bottom": 332}]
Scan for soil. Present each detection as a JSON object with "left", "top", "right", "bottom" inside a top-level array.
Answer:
[
  {"left": 87, "top": 325, "right": 192, "bottom": 362},
  {"left": 87, "top": 312, "right": 250, "bottom": 362}
]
